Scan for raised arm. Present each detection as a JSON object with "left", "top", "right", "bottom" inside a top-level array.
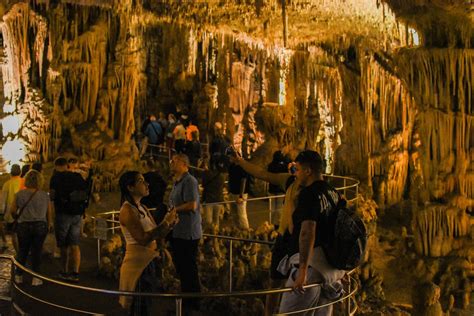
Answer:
[{"left": 230, "top": 156, "right": 289, "bottom": 188}]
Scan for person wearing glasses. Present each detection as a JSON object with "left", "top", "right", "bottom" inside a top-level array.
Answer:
[
  {"left": 168, "top": 153, "right": 202, "bottom": 314},
  {"left": 118, "top": 171, "right": 178, "bottom": 315}
]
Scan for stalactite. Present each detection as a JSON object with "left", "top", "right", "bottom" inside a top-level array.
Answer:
[
  {"left": 1, "top": 2, "right": 47, "bottom": 101},
  {"left": 397, "top": 49, "right": 473, "bottom": 115},
  {"left": 359, "top": 56, "right": 416, "bottom": 205},
  {"left": 55, "top": 21, "right": 108, "bottom": 121},
  {"left": 0, "top": 3, "right": 53, "bottom": 164},
  {"left": 418, "top": 110, "right": 472, "bottom": 198},
  {"left": 412, "top": 205, "right": 470, "bottom": 257}
]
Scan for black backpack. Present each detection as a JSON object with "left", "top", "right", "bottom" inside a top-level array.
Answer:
[{"left": 320, "top": 191, "right": 367, "bottom": 270}]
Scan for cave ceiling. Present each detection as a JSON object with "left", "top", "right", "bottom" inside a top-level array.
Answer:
[
  {"left": 6, "top": 0, "right": 472, "bottom": 52},
  {"left": 157, "top": 0, "right": 473, "bottom": 49}
]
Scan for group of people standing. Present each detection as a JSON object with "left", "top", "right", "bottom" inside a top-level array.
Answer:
[
  {"left": 119, "top": 136, "right": 347, "bottom": 316},
  {"left": 0, "top": 157, "right": 91, "bottom": 285},
  {"left": 0, "top": 119, "right": 347, "bottom": 315},
  {"left": 140, "top": 112, "right": 201, "bottom": 166},
  {"left": 119, "top": 153, "right": 201, "bottom": 315}
]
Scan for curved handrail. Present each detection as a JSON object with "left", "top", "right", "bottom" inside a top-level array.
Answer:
[
  {"left": 273, "top": 276, "right": 359, "bottom": 315},
  {"left": 12, "top": 282, "right": 101, "bottom": 315},
  {"left": 202, "top": 233, "right": 275, "bottom": 246},
  {"left": 1, "top": 254, "right": 355, "bottom": 298}
]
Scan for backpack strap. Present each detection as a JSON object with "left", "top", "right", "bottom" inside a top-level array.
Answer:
[{"left": 15, "top": 189, "right": 39, "bottom": 221}]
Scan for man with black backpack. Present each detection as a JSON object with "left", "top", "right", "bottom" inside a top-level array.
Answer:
[
  {"left": 278, "top": 150, "right": 347, "bottom": 316},
  {"left": 50, "top": 157, "right": 89, "bottom": 283}
]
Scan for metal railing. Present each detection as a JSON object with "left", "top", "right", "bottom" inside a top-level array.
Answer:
[
  {"left": 0, "top": 252, "right": 358, "bottom": 316},
  {"left": 91, "top": 174, "right": 359, "bottom": 268}
]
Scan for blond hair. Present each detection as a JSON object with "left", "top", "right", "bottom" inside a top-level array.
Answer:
[{"left": 24, "top": 169, "right": 44, "bottom": 189}]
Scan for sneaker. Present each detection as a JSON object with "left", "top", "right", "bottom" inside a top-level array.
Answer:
[
  {"left": 14, "top": 275, "right": 23, "bottom": 284},
  {"left": 58, "top": 271, "right": 70, "bottom": 281},
  {"left": 69, "top": 272, "right": 79, "bottom": 283},
  {"left": 31, "top": 277, "right": 43, "bottom": 286}
]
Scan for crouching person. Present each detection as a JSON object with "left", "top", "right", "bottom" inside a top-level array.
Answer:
[
  {"left": 278, "top": 151, "right": 346, "bottom": 316},
  {"left": 118, "top": 171, "right": 178, "bottom": 316}
]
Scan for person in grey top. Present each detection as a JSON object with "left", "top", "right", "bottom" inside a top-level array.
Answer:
[
  {"left": 12, "top": 170, "right": 53, "bottom": 286},
  {"left": 168, "top": 153, "right": 202, "bottom": 313}
]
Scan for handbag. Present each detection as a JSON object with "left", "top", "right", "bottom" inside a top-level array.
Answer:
[{"left": 10, "top": 189, "right": 39, "bottom": 233}]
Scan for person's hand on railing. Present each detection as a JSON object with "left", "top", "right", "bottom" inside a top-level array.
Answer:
[{"left": 292, "top": 268, "right": 308, "bottom": 294}]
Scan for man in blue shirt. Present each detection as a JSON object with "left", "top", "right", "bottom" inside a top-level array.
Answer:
[
  {"left": 169, "top": 153, "right": 202, "bottom": 312},
  {"left": 140, "top": 115, "right": 163, "bottom": 158}
]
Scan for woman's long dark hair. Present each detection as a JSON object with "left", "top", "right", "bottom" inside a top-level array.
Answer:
[{"left": 119, "top": 171, "right": 145, "bottom": 217}]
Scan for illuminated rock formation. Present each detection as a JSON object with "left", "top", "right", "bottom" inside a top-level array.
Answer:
[{"left": 0, "top": 0, "right": 472, "bottom": 313}]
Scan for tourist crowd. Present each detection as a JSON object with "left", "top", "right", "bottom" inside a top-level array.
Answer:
[{"left": 0, "top": 114, "right": 350, "bottom": 316}]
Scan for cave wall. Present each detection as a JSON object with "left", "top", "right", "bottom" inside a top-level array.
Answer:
[
  {"left": 1, "top": 1, "right": 472, "bottom": 204},
  {"left": 0, "top": 0, "right": 472, "bottom": 312},
  {"left": 0, "top": 1, "right": 472, "bottom": 211}
]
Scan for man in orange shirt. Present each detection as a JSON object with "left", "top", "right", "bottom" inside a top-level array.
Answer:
[
  {"left": 186, "top": 120, "right": 199, "bottom": 142},
  {"left": 0, "top": 164, "right": 22, "bottom": 249}
]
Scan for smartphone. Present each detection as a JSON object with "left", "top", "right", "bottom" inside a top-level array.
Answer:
[{"left": 289, "top": 163, "right": 296, "bottom": 175}]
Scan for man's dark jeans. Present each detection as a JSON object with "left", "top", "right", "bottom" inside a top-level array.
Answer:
[
  {"left": 16, "top": 221, "right": 48, "bottom": 274},
  {"left": 170, "top": 238, "right": 201, "bottom": 311}
]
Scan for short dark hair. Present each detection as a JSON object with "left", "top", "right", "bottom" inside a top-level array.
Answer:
[
  {"left": 54, "top": 157, "right": 68, "bottom": 167},
  {"left": 10, "top": 164, "right": 21, "bottom": 176},
  {"left": 21, "top": 164, "right": 31, "bottom": 177},
  {"left": 32, "top": 162, "right": 43, "bottom": 172},
  {"left": 295, "top": 150, "right": 324, "bottom": 174}
]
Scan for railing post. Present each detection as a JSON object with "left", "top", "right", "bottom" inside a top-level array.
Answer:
[
  {"left": 347, "top": 274, "right": 351, "bottom": 315},
  {"left": 111, "top": 213, "right": 116, "bottom": 233},
  {"left": 268, "top": 197, "right": 272, "bottom": 224},
  {"left": 343, "top": 178, "right": 347, "bottom": 199},
  {"left": 356, "top": 183, "right": 359, "bottom": 208},
  {"left": 97, "top": 239, "right": 101, "bottom": 268},
  {"left": 176, "top": 298, "right": 182, "bottom": 316},
  {"left": 229, "top": 240, "right": 233, "bottom": 292}
]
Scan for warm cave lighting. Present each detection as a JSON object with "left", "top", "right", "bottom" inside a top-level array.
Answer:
[
  {"left": 1, "top": 112, "right": 25, "bottom": 167},
  {"left": 1, "top": 114, "right": 21, "bottom": 135},
  {"left": 278, "top": 74, "right": 286, "bottom": 106},
  {"left": 278, "top": 50, "right": 292, "bottom": 106},
  {"left": 408, "top": 27, "right": 421, "bottom": 46},
  {"left": 2, "top": 138, "right": 25, "bottom": 167}
]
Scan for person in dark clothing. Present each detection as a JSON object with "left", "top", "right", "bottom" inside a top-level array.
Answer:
[
  {"left": 50, "top": 157, "right": 88, "bottom": 283},
  {"left": 140, "top": 115, "right": 151, "bottom": 135},
  {"left": 140, "top": 115, "right": 164, "bottom": 158},
  {"left": 279, "top": 150, "right": 345, "bottom": 316},
  {"left": 267, "top": 151, "right": 292, "bottom": 225},
  {"left": 31, "top": 162, "right": 43, "bottom": 173},
  {"left": 185, "top": 131, "right": 202, "bottom": 167},
  {"left": 166, "top": 113, "right": 178, "bottom": 150},
  {"left": 20, "top": 164, "right": 31, "bottom": 178},
  {"left": 141, "top": 168, "right": 168, "bottom": 225},
  {"left": 209, "top": 122, "right": 230, "bottom": 154},
  {"left": 201, "top": 160, "right": 226, "bottom": 229},
  {"left": 228, "top": 162, "right": 251, "bottom": 229}
]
